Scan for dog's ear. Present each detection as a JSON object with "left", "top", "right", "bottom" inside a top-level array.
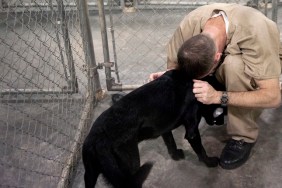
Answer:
[{"left": 111, "top": 92, "right": 127, "bottom": 104}]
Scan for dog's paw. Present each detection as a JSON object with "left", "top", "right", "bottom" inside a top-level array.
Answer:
[
  {"left": 170, "top": 149, "right": 185, "bottom": 160},
  {"left": 203, "top": 156, "right": 219, "bottom": 167}
]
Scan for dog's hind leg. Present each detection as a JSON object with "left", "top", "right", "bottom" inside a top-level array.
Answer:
[
  {"left": 100, "top": 141, "right": 143, "bottom": 188},
  {"left": 162, "top": 131, "right": 184, "bottom": 160},
  {"left": 99, "top": 156, "right": 132, "bottom": 188},
  {"left": 82, "top": 144, "right": 101, "bottom": 188}
]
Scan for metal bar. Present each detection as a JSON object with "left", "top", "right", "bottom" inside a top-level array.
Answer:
[
  {"left": 120, "top": 0, "right": 125, "bottom": 7},
  {"left": 56, "top": 0, "right": 104, "bottom": 185},
  {"left": 0, "top": 4, "right": 214, "bottom": 14},
  {"left": 48, "top": 0, "right": 70, "bottom": 86},
  {"left": 111, "top": 84, "right": 143, "bottom": 91},
  {"left": 0, "top": 89, "right": 75, "bottom": 95},
  {"left": 97, "top": 0, "right": 113, "bottom": 91},
  {"left": 0, "top": 1, "right": 211, "bottom": 8},
  {"left": 108, "top": 0, "right": 121, "bottom": 83},
  {"left": 252, "top": 0, "right": 259, "bottom": 7},
  {"left": 76, "top": 0, "right": 103, "bottom": 98},
  {"left": 57, "top": 0, "right": 78, "bottom": 92},
  {"left": 264, "top": 0, "right": 268, "bottom": 16},
  {"left": 246, "top": 1, "right": 258, "bottom": 9},
  {"left": 0, "top": 96, "right": 85, "bottom": 104},
  {"left": 272, "top": 0, "right": 278, "bottom": 23},
  {"left": 97, "top": 0, "right": 140, "bottom": 91}
]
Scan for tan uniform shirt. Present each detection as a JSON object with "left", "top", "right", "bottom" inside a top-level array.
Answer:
[{"left": 167, "top": 3, "right": 282, "bottom": 79}]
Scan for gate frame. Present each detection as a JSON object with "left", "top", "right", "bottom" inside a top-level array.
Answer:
[{"left": 97, "top": 0, "right": 280, "bottom": 91}]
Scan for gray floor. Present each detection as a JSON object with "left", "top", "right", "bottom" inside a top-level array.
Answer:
[
  {"left": 71, "top": 93, "right": 282, "bottom": 188},
  {"left": 0, "top": 100, "right": 85, "bottom": 188}
]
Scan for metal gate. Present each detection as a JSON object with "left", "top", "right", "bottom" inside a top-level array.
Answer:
[
  {"left": 95, "top": 0, "right": 280, "bottom": 91},
  {"left": 0, "top": 0, "right": 102, "bottom": 187}
]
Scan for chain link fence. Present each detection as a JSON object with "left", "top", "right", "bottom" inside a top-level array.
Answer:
[
  {"left": 94, "top": 0, "right": 281, "bottom": 90},
  {"left": 0, "top": 0, "right": 101, "bottom": 187},
  {"left": 1, "top": 0, "right": 281, "bottom": 187}
]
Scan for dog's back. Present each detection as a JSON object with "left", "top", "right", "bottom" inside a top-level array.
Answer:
[{"left": 89, "top": 70, "right": 195, "bottom": 140}]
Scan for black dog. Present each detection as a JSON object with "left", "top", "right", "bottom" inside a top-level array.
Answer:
[{"left": 82, "top": 70, "right": 223, "bottom": 188}]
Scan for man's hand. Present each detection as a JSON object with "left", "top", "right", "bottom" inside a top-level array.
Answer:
[
  {"left": 149, "top": 71, "right": 166, "bottom": 81},
  {"left": 193, "top": 79, "right": 221, "bottom": 104}
]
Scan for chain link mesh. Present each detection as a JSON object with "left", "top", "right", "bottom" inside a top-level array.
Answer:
[
  {"left": 0, "top": 0, "right": 95, "bottom": 187},
  {"left": 99, "top": 0, "right": 281, "bottom": 87}
]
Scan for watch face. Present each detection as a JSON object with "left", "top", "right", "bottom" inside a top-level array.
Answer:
[
  {"left": 221, "top": 92, "right": 228, "bottom": 105},
  {"left": 221, "top": 97, "right": 228, "bottom": 104}
]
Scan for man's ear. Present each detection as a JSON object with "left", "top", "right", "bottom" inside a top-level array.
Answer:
[{"left": 214, "top": 52, "right": 222, "bottom": 63}]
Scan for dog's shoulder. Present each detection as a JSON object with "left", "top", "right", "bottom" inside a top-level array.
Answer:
[
  {"left": 161, "top": 70, "right": 194, "bottom": 94},
  {"left": 118, "top": 69, "right": 194, "bottom": 103},
  {"left": 108, "top": 69, "right": 194, "bottom": 113},
  {"left": 162, "top": 70, "right": 193, "bottom": 85}
]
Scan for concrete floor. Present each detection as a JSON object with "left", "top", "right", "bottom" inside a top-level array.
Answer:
[
  {"left": 71, "top": 93, "right": 282, "bottom": 188},
  {"left": 0, "top": 100, "right": 85, "bottom": 188}
]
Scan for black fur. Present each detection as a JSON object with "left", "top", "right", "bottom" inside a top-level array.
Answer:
[{"left": 82, "top": 70, "right": 222, "bottom": 188}]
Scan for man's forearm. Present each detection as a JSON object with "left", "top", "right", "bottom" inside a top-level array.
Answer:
[{"left": 215, "top": 89, "right": 281, "bottom": 108}]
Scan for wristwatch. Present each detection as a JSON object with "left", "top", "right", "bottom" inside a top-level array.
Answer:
[{"left": 220, "top": 91, "right": 228, "bottom": 106}]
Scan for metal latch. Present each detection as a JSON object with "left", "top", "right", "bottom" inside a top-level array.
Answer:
[{"left": 97, "top": 62, "right": 114, "bottom": 69}]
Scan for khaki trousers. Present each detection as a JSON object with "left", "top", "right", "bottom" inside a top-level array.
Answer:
[{"left": 215, "top": 55, "right": 263, "bottom": 143}]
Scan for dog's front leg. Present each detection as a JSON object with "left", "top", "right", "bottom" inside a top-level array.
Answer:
[
  {"left": 184, "top": 127, "right": 218, "bottom": 167},
  {"left": 162, "top": 131, "right": 184, "bottom": 160},
  {"left": 183, "top": 103, "right": 219, "bottom": 167}
]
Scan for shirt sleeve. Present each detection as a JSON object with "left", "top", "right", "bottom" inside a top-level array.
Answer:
[
  {"left": 238, "top": 21, "right": 281, "bottom": 79},
  {"left": 166, "top": 12, "right": 202, "bottom": 69},
  {"left": 166, "top": 26, "right": 184, "bottom": 69}
]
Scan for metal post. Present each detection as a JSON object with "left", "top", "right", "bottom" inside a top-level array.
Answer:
[
  {"left": 97, "top": 0, "right": 116, "bottom": 90},
  {"left": 272, "top": 0, "right": 278, "bottom": 23},
  {"left": 253, "top": 0, "right": 259, "bottom": 7},
  {"left": 247, "top": 0, "right": 259, "bottom": 9},
  {"left": 0, "top": 0, "right": 8, "bottom": 9},
  {"left": 97, "top": 0, "right": 141, "bottom": 91},
  {"left": 76, "top": 0, "right": 103, "bottom": 98},
  {"left": 58, "top": 0, "right": 103, "bottom": 187},
  {"left": 57, "top": 0, "right": 78, "bottom": 93},
  {"left": 264, "top": 0, "right": 268, "bottom": 16},
  {"left": 48, "top": 0, "right": 70, "bottom": 86},
  {"left": 109, "top": 0, "right": 121, "bottom": 83}
]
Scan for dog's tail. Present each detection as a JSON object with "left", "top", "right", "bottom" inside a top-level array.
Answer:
[{"left": 134, "top": 162, "right": 154, "bottom": 187}]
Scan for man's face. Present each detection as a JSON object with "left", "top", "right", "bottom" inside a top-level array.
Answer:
[
  {"left": 197, "top": 51, "right": 222, "bottom": 79},
  {"left": 198, "top": 60, "right": 219, "bottom": 79}
]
